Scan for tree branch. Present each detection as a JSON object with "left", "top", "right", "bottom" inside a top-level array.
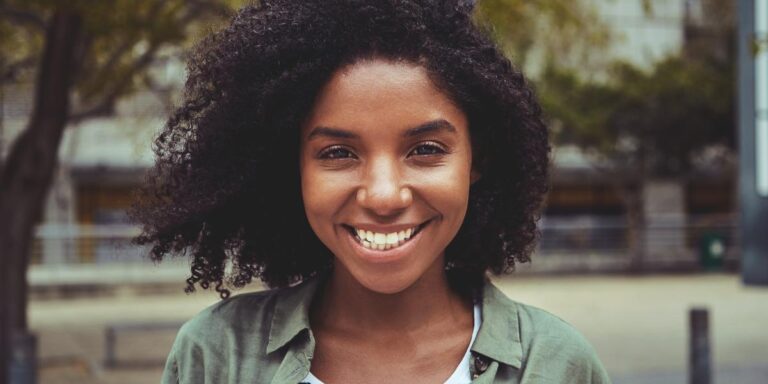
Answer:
[
  {"left": 70, "top": 44, "right": 160, "bottom": 123},
  {"left": 182, "top": 0, "right": 232, "bottom": 20},
  {"left": 80, "top": 38, "right": 134, "bottom": 90},
  {"left": 0, "top": 5, "right": 45, "bottom": 30},
  {"left": 1, "top": 55, "right": 38, "bottom": 83},
  {"left": 68, "top": 0, "right": 233, "bottom": 124}
]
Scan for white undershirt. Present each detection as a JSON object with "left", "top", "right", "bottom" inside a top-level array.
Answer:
[{"left": 301, "top": 304, "right": 482, "bottom": 384}]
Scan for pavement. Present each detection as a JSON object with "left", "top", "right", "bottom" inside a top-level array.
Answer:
[
  {"left": 28, "top": 273, "right": 768, "bottom": 383},
  {"left": 494, "top": 274, "right": 768, "bottom": 384}
]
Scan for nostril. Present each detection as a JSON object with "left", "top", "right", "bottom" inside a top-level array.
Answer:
[{"left": 356, "top": 186, "right": 413, "bottom": 215}]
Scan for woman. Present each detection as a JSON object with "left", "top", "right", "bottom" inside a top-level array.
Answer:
[{"left": 131, "top": 0, "right": 610, "bottom": 383}]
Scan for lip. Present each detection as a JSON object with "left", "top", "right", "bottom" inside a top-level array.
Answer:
[
  {"left": 342, "top": 219, "right": 432, "bottom": 264},
  {"left": 344, "top": 222, "right": 425, "bottom": 234}
]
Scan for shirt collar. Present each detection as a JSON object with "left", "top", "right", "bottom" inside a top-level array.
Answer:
[
  {"left": 471, "top": 281, "right": 524, "bottom": 368},
  {"left": 265, "top": 274, "right": 524, "bottom": 369},
  {"left": 266, "top": 275, "right": 323, "bottom": 354}
]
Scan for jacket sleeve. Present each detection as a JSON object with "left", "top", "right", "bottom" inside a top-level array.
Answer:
[
  {"left": 160, "top": 321, "right": 213, "bottom": 384},
  {"left": 161, "top": 348, "right": 180, "bottom": 384},
  {"left": 560, "top": 337, "right": 611, "bottom": 384}
]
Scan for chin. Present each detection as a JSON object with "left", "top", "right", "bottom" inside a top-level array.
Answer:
[
  {"left": 345, "top": 263, "right": 438, "bottom": 296},
  {"left": 363, "top": 274, "right": 415, "bottom": 294}
]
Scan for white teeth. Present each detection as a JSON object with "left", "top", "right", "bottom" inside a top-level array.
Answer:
[
  {"left": 353, "top": 225, "right": 421, "bottom": 251},
  {"left": 373, "top": 233, "right": 386, "bottom": 245}
]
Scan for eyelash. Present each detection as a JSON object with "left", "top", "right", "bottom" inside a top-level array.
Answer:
[
  {"left": 410, "top": 141, "right": 447, "bottom": 156},
  {"left": 317, "top": 142, "right": 448, "bottom": 160},
  {"left": 317, "top": 145, "right": 355, "bottom": 160}
]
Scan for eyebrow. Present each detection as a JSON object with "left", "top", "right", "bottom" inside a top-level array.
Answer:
[
  {"left": 306, "top": 119, "right": 457, "bottom": 141},
  {"left": 306, "top": 126, "right": 359, "bottom": 141},
  {"left": 403, "top": 119, "right": 457, "bottom": 137}
]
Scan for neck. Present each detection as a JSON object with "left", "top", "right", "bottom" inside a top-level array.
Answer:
[{"left": 312, "top": 260, "right": 471, "bottom": 335}]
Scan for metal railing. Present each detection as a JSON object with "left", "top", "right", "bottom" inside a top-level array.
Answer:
[
  {"left": 533, "top": 214, "right": 739, "bottom": 272},
  {"left": 31, "top": 224, "right": 147, "bottom": 265},
  {"left": 538, "top": 215, "right": 738, "bottom": 254},
  {"left": 104, "top": 322, "right": 183, "bottom": 368}
]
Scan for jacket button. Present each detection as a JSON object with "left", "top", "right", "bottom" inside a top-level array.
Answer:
[{"left": 475, "top": 355, "right": 489, "bottom": 373}]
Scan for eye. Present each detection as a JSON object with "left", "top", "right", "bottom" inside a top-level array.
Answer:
[
  {"left": 318, "top": 145, "right": 356, "bottom": 160},
  {"left": 409, "top": 142, "right": 447, "bottom": 156}
]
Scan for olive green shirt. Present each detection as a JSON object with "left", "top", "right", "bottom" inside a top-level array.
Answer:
[{"left": 162, "top": 277, "right": 610, "bottom": 383}]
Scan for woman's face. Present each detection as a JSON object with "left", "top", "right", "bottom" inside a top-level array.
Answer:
[{"left": 300, "top": 59, "right": 475, "bottom": 294}]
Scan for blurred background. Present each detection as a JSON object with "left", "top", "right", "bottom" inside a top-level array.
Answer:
[{"left": 0, "top": 0, "right": 766, "bottom": 383}]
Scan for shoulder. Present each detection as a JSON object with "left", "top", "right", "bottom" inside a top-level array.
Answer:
[
  {"left": 177, "top": 288, "right": 280, "bottom": 347},
  {"left": 175, "top": 290, "right": 279, "bottom": 352},
  {"left": 483, "top": 283, "right": 611, "bottom": 383},
  {"left": 483, "top": 282, "right": 593, "bottom": 346},
  {"left": 162, "top": 288, "right": 285, "bottom": 384},
  {"left": 519, "top": 303, "right": 611, "bottom": 382},
  {"left": 516, "top": 302, "right": 599, "bottom": 357},
  {"left": 515, "top": 301, "right": 592, "bottom": 347}
]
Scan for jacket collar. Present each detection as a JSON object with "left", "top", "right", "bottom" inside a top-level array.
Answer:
[
  {"left": 266, "top": 275, "right": 322, "bottom": 354},
  {"left": 470, "top": 281, "right": 524, "bottom": 369},
  {"left": 266, "top": 274, "right": 524, "bottom": 370}
]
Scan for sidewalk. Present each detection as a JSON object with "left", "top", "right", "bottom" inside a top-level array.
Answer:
[
  {"left": 29, "top": 274, "right": 768, "bottom": 383},
  {"left": 494, "top": 274, "right": 768, "bottom": 383}
]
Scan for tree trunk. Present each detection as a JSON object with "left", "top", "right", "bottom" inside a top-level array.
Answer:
[{"left": 0, "top": 11, "right": 82, "bottom": 383}]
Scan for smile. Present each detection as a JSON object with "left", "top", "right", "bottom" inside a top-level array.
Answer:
[{"left": 344, "top": 221, "right": 430, "bottom": 251}]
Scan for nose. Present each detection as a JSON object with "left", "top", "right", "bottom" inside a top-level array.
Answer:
[{"left": 356, "top": 157, "right": 413, "bottom": 216}]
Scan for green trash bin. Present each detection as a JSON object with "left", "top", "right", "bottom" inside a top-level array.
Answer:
[{"left": 699, "top": 233, "right": 725, "bottom": 270}]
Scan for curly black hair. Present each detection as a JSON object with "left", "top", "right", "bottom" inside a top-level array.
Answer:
[{"left": 130, "top": 0, "right": 550, "bottom": 299}]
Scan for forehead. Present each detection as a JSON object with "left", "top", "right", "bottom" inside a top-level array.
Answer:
[{"left": 301, "top": 59, "right": 467, "bottom": 137}]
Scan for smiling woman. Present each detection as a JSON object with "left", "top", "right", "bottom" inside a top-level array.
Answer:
[
  {"left": 300, "top": 60, "right": 474, "bottom": 296},
  {"left": 129, "top": 0, "right": 610, "bottom": 383}
]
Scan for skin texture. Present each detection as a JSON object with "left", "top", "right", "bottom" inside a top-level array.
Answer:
[{"left": 300, "top": 59, "right": 475, "bottom": 383}]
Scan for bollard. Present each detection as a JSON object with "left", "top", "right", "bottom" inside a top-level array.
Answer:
[
  {"left": 104, "top": 326, "right": 116, "bottom": 368},
  {"left": 9, "top": 331, "right": 36, "bottom": 384},
  {"left": 689, "top": 307, "right": 711, "bottom": 384}
]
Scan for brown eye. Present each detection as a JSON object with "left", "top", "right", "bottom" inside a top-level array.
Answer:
[
  {"left": 410, "top": 142, "right": 446, "bottom": 156},
  {"left": 318, "top": 145, "right": 356, "bottom": 159}
]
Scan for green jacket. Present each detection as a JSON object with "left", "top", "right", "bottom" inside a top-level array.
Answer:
[{"left": 162, "top": 277, "right": 611, "bottom": 383}]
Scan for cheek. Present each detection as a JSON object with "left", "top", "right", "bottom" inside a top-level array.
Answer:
[
  {"left": 300, "top": 165, "right": 324, "bottom": 217},
  {"left": 410, "top": 160, "right": 472, "bottom": 217},
  {"left": 300, "top": 163, "right": 349, "bottom": 224}
]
